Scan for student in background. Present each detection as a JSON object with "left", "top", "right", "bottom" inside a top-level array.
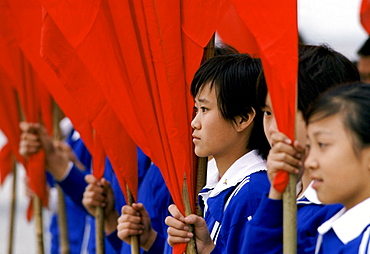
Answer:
[{"left": 357, "top": 36, "right": 370, "bottom": 83}]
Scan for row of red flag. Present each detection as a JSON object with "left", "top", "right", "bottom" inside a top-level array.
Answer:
[{"left": 9, "top": 0, "right": 370, "bottom": 252}]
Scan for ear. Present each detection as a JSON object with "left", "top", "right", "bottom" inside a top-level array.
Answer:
[{"left": 235, "top": 108, "right": 256, "bottom": 132}]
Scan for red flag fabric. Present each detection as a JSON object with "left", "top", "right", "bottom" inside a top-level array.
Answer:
[
  {"left": 231, "top": 0, "right": 298, "bottom": 192},
  {"left": 40, "top": 9, "right": 138, "bottom": 200},
  {"left": 217, "top": 4, "right": 259, "bottom": 56},
  {"left": 361, "top": 0, "right": 370, "bottom": 34},
  {"left": 0, "top": 143, "right": 15, "bottom": 185},
  {"left": 40, "top": 3, "right": 230, "bottom": 252}
]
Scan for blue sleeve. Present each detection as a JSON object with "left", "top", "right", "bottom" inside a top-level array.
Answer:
[
  {"left": 217, "top": 171, "right": 270, "bottom": 254},
  {"left": 241, "top": 195, "right": 284, "bottom": 254},
  {"left": 106, "top": 230, "right": 122, "bottom": 252},
  {"left": 145, "top": 233, "right": 166, "bottom": 254},
  {"left": 57, "top": 165, "right": 89, "bottom": 212}
]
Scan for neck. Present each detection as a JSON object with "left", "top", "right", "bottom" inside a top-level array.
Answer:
[{"left": 215, "top": 148, "right": 250, "bottom": 178}]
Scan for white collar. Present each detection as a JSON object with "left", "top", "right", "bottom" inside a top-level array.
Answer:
[
  {"left": 207, "top": 150, "right": 266, "bottom": 198},
  {"left": 297, "top": 181, "right": 321, "bottom": 204},
  {"left": 318, "top": 197, "right": 370, "bottom": 244},
  {"left": 205, "top": 158, "right": 219, "bottom": 188}
]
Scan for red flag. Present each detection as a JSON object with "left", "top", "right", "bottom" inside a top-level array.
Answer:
[
  {"left": 361, "top": 0, "right": 370, "bottom": 34},
  {"left": 217, "top": 4, "right": 259, "bottom": 56},
  {"left": 40, "top": 9, "right": 138, "bottom": 200},
  {"left": 231, "top": 0, "right": 298, "bottom": 192}
]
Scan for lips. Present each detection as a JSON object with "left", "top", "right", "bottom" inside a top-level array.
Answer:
[
  {"left": 310, "top": 177, "right": 323, "bottom": 190},
  {"left": 192, "top": 134, "right": 200, "bottom": 142}
]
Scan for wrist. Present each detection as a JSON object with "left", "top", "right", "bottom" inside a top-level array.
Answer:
[
  {"left": 142, "top": 229, "right": 157, "bottom": 251},
  {"left": 268, "top": 186, "right": 283, "bottom": 200},
  {"left": 104, "top": 210, "right": 119, "bottom": 234}
]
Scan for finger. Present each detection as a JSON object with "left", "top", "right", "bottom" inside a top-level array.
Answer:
[
  {"left": 271, "top": 142, "right": 303, "bottom": 161},
  {"left": 267, "top": 160, "right": 300, "bottom": 174},
  {"left": 121, "top": 205, "right": 140, "bottom": 216},
  {"left": 85, "top": 174, "right": 98, "bottom": 184},
  {"left": 132, "top": 203, "right": 149, "bottom": 217},
  {"left": 270, "top": 132, "right": 292, "bottom": 146},
  {"left": 117, "top": 228, "right": 143, "bottom": 240},
  {"left": 117, "top": 214, "right": 142, "bottom": 225},
  {"left": 269, "top": 151, "right": 302, "bottom": 168},
  {"left": 165, "top": 216, "right": 188, "bottom": 230},
  {"left": 168, "top": 204, "right": 184, "bottom": 221},
  {"left": 117, "top": 220, "right": 144, "bottom": 231}
]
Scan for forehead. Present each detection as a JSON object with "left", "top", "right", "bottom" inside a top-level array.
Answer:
[
  {"left": 195, "top": 83, "right": 216, "bottom": 102},
  {"left": 307, "top": 114, "right": 345, "bottom": 138}
]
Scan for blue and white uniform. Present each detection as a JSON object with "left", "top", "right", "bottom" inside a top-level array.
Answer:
[
  {"left": 314, "top": 197, "right": 370, "bottom": 254},
  {"left": 199, "top": 150, "right": 270, "bottom": 254},
  {"left": 242, "top": 182, "right": 343, "bottom": 254}
]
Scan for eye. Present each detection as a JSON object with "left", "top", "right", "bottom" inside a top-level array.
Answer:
[
  {"left": 201, "top": 107, "right": 208, "bottom": 113},
  {"left": 262, "top": 107, "right": 272, "bottom": 117},
  {"left": 263, "top": 110, "right": 272, "bottom": 116},
  {"left": 305, "top": 143, "right": 311, "bottom": 151},
  {"left": 318, "top": 142, "right": 327, "bottom": 149}
]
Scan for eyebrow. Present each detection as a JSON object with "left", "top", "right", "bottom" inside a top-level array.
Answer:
[
  {"left": 195, "top": 97, "right": 210, "bottom": 104},
  {"left": 311, "top": 130, "right": 333, "bottom": 138}
]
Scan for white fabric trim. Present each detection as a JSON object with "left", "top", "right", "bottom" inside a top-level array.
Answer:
[
  {"left": 317, "top": 198, "right": 370, "bottom": 244},
  {"left": 297, "top": 181, "right": 321, "bottom": 205}
]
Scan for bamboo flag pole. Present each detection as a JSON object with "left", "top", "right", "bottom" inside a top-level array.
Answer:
[
  {"left": 16, "top": 88, "right": 45, "bottom": 254},
  {"left": 283, "top": 85, "right": 298, "bottom": 254},
  {"left": 195, "top": 33, "right": 215, "bottom": 218},
  {"left": 183, "top": 174, "right": 197, "bottom": 254},
  {"left": 126, "top": 185, "right": 140, "bottom": 254},
  {"left": 7, "top": 160, "right": 17, "bottom": 254},
  {"left": 283, "top": 174, "right": 297, "bottom": 254},
  {"left": 96, "top": 205, "right": 105, "bottom": 254},
  {"left": 183, "top": 34, "right": 216, "bottom": 253},
  {"left": 34, "top": 196, "right": 45, "bottom": 254},
  {"left": 52, "top": 100, "right": 70, "bottom": 254}
]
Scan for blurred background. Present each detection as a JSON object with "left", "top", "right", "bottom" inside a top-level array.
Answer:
[{"left": 0, "top": 0, "right": 367, "bottom": 253}]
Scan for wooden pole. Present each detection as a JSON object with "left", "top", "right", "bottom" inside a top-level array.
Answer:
[
  {"left": 57, "top": 186, "right": 69, "bottom": 254},
  {"left": 183, "top": 33, "right": 216, "bottom": 253},
  {"left": 96, "top": 206, "right": 105, "bottom": 254},
  {"left": 52, "top": 100, "right": 70, "bottom": 254},
  {"left": 7, "top": 161, "right": 17, "bottom": 254},
  {"left": 283, "top": 82, "right": 298, "bottom": 254},
  {"left": 126, "top": 185, "right": 140, "bottom": 254},
  {"left": 34, "top": 196, "right": 45, "bottom": 254},
  {"left": 183, "top": 174, "right": 197, "bottom": 254},
  {"left": 283, "top": 174, "right": 297, "bottom": 254}
]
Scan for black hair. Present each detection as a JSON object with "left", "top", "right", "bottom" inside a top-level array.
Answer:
[
  {"left": 357, "top": 37, "right": 370, "bottom": 56},
  {"left": 306, "top": 83, "right": 370, "bottom": 153},
  {"left": 257, "top": 44, "right": 360, "bottom": 120},
  {"left": 191, "top": 54, "right": 270, "bottom": 159}
]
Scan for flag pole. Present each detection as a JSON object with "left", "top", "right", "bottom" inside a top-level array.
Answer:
[
  {"left": 126, "top": 185, "right": 140, "bottom": 254},
  {"left": 7, "top": 159, "right": 17, "bottom": 254},
  {"left": 33, "top": 195, "right": 45, "bottom": 254},
  {"left": 283, "top": 174, "right": 297, "bottom": 254},
  {"left": 183, "top": 173, "right": 197, "bottom": 254},
  {"left": 283, "top": 80, "right": 298, "bottom": 254},
  {"left": 52, "top": 100, "right": 70, "bottom": 254},
  {"left": 195, "top": 34, "right": 215, "bottom": 217},
  {"left": 183, "top": 34, "right": 216, "bottom": 254},
  {"left": 96, "top": 205, "right": 105, "bottom": 254}
]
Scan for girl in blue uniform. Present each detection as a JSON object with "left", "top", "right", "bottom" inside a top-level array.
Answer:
[
  {"left": 305, "top": 82, "right": 370, "bottom": 253},
  {"left": 165, "top": 53, "right": 270, "bottom": 254}
]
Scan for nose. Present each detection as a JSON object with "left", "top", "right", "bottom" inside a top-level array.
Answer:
[
  {"left": 304, "top": 150, "right": 318, "bottom": 172},
  {"left": 191, "top": 113, "right": 201, "bottom": 130}
]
